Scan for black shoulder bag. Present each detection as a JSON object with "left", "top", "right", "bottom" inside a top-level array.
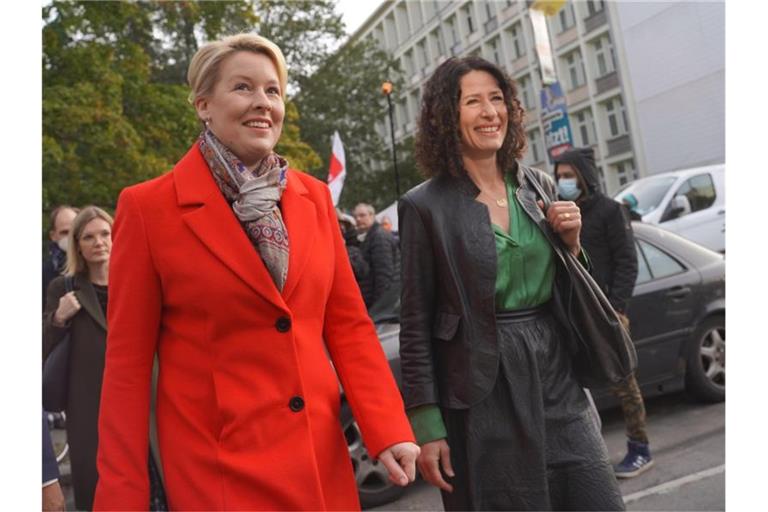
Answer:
[
  {"left": 43, "top": 275, "right": 75, "bottom": 412},
  {"left": 522, "top": 166, "right": 637, "bottom": 389}
]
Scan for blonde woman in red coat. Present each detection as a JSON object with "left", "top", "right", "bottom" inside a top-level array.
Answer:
[{"left": 93, "top": 34, "right": 418, "bottom": 511}]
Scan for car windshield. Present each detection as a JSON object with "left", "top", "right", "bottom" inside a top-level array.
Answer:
[{"left": 616, "top": 176, "right": 677, "bottom": 215}]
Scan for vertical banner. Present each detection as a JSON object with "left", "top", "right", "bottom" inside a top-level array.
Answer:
[
  {"left": 540, "top": 81, "right": 574, "bottom": 163},
  {"left": 528, "top": 8, "right": 557, "bottom": 85},
  {"left": 327, "top": 131, "right": 346, "bottom": 206}
]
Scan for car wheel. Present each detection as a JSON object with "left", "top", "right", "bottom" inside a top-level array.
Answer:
[
  {"left": 344, "top": 417, "right": 405, "bottom": 509},
  {"left": 685, "top": 315, "right": 725, "bottom": 402}
]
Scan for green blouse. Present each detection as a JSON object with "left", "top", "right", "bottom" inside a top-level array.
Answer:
[{"left": 492, "top": 172, "right": 555, "bottom": 310}]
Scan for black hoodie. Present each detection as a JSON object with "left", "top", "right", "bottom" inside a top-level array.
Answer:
[{"left": 554, "top": 147, "right": 638, "bottom": 313}]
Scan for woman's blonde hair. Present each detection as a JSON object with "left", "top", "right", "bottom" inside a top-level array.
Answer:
[
  {"left": 64, "top": 206, "right": 114, "bottom": 276},
  {"left": 187, "top": 33, "right": 288, "bottom": 107}
]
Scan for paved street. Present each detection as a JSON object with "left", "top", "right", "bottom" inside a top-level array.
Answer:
[
  {"left": 371, "top": 392, "right": 725, "bottom": 511},
  {"left": 50, "top": 392, "right": 723, "bottom": 511}
]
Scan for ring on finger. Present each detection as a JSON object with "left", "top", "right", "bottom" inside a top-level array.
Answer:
[{"left": 562, "top": 212, "right": 571, "bottom": 220}]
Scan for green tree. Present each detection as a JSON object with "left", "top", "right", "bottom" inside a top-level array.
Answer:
[
  {"left": 42, "top": 0, "right": 335, "bottom": 229},
  {"left": 295, "top": 38, "right": 423, "bottom": 211}
]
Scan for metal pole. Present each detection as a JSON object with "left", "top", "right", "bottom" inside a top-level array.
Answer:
[{"left": 382, "top": 81, "right": 401, "bottom": 199}]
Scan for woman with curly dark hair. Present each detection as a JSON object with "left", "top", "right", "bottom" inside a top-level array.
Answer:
[{"left": 398, "top": 56, "right": 625, "bottom": 510}]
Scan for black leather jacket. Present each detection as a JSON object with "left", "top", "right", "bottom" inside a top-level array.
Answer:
[{"left": 399, "top": 163, "right": 583, "bottom": 410}]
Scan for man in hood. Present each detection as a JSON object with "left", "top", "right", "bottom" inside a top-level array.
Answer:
[{"left": 554, "top": 147, "right": 653, "bottom": 478}]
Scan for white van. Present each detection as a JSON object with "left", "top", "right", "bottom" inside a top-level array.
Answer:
[{"left": 613, "top": 164, "right": 725, "bottom": 253}]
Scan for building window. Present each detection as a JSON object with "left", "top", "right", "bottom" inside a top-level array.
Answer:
[
  {"left": 507, "top": 22, "right": 526, "bottom": 60},
  {"left": 409, "top": 90, "right": 421, "bottom": 120},
  {"left": 423, "top": 1, "right": 436, "bottom": 20},
  {"left": 557, "top": 3, "right": 575, "bottom": 33},
  {"left": 396, "top": 3, "right": 411, "bottom": 42},
  {"left": 446, "top": 16, "right": 459, "bottom": 46},
  {"left": 573, "top": 108, "right": 597, "bottom": 147},
  {"left": 563, "top": 49, "right": 586, "bottom": 90},
  {"left": 586, "top": 0, "right": 605, "bottom": 17},
  {"left": 431, "top": 27, "right": 445, "bottom": 58},
  {"left": 403, "top": 49, "right": 415, "bottom": 76},
  {"left": 384, "top": 14, "right": 397, "bottom": 50},
  {"left": 399, "top": 98, "right": 409, "bottom": 132},
  {"left": 487, "top": 37, "right": 501, "bottom": 65},
  {"left": 408, "top": 0, "right": 423, "bottom": 28},
  {"left": 597, "top": 166, "right": 607, "bottom": 193},
  {"left": 527, "top": 129, "right": 543, "bottom": 163},
  {"left": 603, "top": 96, "right": 628, "bottom": 138},
  {"left": 592, "top": 34, "right": 617, "bottom": 77},
  {"left": 485, "top": 2, "right": 494, "bottom": 22},
  {"left": 518, "top": 74, "right": 536, "bottom": 110},
  {"left": 462, "top": 3, "right": 475, "bottom": 35},
  {"left": 417, "top": 39, "right": 429, "bottom": 70},
  {"left": 614, "top": 159, "right": 638, "bottom": 186}
]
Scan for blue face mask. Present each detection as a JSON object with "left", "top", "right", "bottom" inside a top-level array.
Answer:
[{"left": 558, "top": 178, "right": 582, "bottom": 200}]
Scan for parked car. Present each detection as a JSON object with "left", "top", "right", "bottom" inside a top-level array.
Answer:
[
  {"left": 613, "top": 164, "right": 725, "bottom": 253},
  {"left": 341, "top": 221, "right": 725, "bottom": 508}
]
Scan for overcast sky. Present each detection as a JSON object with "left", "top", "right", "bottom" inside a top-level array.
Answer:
[{"left": 336, "top": 0, "right": 380, "bottom": 35}]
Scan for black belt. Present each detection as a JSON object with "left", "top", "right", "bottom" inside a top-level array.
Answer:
[{"left": 495, "top": 303, "right": 549, "bottom": 323}]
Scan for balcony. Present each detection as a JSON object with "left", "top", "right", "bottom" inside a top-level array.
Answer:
[
  {"left": 554, "top": 25, "right": 578, "bottom": 49},
  {"left": 500, "top": 1, "right": 521, "bottom": 22},
  {"left": 565, "top": 85, "right": 590, "bottom": 107},
  {"left": 606, "top": 134, "right": 631, "bottom": 156},
  {"left": 583, "top": 9, "right": 607, "bottom": 34},
  {"left": 510, "top": 54, "right": 530, "bottom": 73},
  {"left": 595, "top": 71, "right": 620, "bottom": 95}
]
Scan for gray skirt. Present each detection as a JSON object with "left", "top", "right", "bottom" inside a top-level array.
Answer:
[{"left": 440, "top": 306, "right": 625, "bottom": 511}]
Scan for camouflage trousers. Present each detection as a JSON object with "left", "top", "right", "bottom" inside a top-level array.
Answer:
[{"left": 610, "top": 314, "right": 649, "bottom": 444}]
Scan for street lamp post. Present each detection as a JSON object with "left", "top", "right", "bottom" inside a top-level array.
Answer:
[{"left": 381, "top": 80, "right": 401, "bottom": 199}]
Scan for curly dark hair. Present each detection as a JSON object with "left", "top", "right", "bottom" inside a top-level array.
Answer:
[{"left": 414, "top": 56, "right": 527, "bottom": 178}]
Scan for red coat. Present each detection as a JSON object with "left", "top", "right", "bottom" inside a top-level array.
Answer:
[{"left": 94, "top": 144, "right": 414, "bottom": 510}]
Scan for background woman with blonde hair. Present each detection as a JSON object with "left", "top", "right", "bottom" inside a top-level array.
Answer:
[
  {"left": 94, "top": 33, "right": 418, "bottom": 510},
  {"left": 43, "top": 206, "right": 114, "bottom": 511}
]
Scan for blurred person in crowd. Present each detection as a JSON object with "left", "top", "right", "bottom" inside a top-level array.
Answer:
[
  {"left": 43, "top": 410, "right": 65, "bottom": 512},
  {"left": 380, "top": 215, "right": 393, "bottom": 232},
  {"left": 555, "top": 147, "right": 651, "bottom": 478},
  {"left": 353, "top": 203, "right": 400, "bottom": 309},
  {"left": 621, "top": 193, "right": 643, "bottom": 221},
  {"left": 399, "top": 56, "right": 625, "bottom": 510},
  {"left": 93, "top": 34, "right": 418, "bottom": 511},
  {"left": 337, "top": 209, "right": 369, "bottom": 284},
  {"left": 43, "top": 206, "right": 114, "bottom": 510},
  {"left": 43, "top": 205, "right": 79, "bottom": 307}
]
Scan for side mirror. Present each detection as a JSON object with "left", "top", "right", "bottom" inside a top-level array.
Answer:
[{"left": 669, "top": 195, "right": 692, "bottom": 219}]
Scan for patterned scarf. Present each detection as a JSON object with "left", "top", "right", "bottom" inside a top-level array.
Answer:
[{"left": 199, "top": 129, "right": 290, "bottom": 291}]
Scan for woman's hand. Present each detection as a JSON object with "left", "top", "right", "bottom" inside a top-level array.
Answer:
[
  {"left": 538, "top": 200, "right": 582, "bottom": 257},
  {"left": 416, "top": 438, "right": 455, "bottom": 492},
  {"left": 53, "top": 291, "right": 81, "bottom": 326},
  {"left": 378, "top": 441, "right": 421, "bottom": 486}
]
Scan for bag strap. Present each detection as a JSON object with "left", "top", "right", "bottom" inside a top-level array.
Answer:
[{"left": 521, "top": 165, "right": 552, "bottom": 209}]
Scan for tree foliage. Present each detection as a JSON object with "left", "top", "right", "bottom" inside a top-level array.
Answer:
[
  {"left": 42, "top": 0, "right": 334, "bottom": 224},
  {"left": 294, "top": 38, "right": 423, "bottom": 211}
]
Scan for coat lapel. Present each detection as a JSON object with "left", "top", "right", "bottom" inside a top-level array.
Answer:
[
  {"left": 174, "top": 144, "right": 286, "bottom": 310},
  {"left": 280, "top": 171, "right": 317, "bottom": 302},
  {"left": 74, "top": 274, "right": 107, "bottom": 331}
]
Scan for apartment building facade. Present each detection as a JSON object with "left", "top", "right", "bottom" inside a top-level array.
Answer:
[{"left": 353, "top": 0, "right": 724, "bottom": 195}]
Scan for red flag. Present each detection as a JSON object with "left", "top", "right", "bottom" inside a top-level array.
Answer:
[{"left": 327, "top": 131, "right": 346, "bottom": 206}]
